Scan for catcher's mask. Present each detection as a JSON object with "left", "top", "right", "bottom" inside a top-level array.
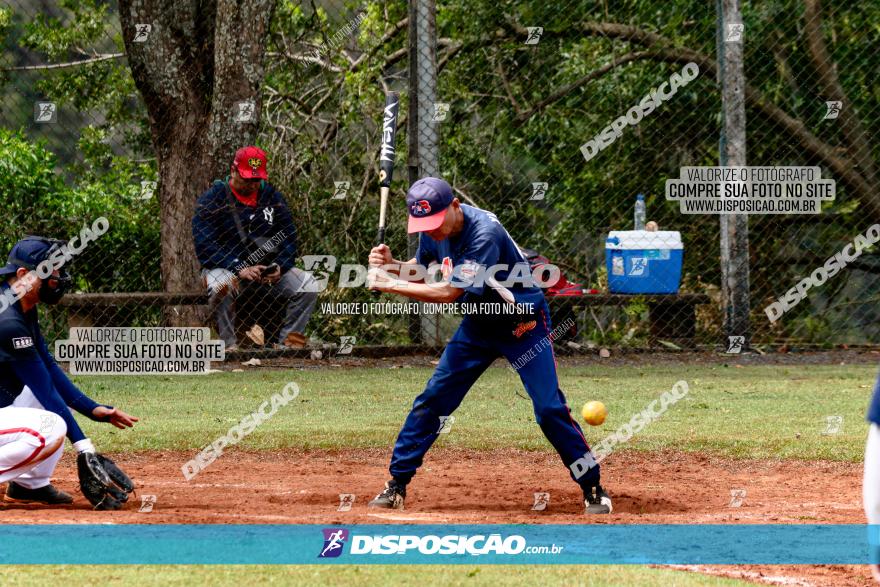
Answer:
[{"left": 0, "top": 236, "right": 72, "bottom": 304}]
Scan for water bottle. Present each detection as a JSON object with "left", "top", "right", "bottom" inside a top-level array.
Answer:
[{"left": 634, "top": 194, "right": 646, "bottom": 230}]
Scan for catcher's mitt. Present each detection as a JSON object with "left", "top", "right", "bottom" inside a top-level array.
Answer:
[{"left": 77, "top": 452, "right": 135, "bottom": 510}]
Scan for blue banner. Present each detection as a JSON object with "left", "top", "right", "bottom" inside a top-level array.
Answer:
[{"left": 0, "top": 524, "right": 876, "bottom": 565}]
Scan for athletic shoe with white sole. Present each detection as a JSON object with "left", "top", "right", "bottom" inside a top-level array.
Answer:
[
  {"left": 4, "top": 482, "right": 74, "bottom": 505},
  {"left": 584, "top": 484, "right": 612, "bottom": 514},
  {"left": 367, "top": 479, "right": 406, "bottom": 509}
]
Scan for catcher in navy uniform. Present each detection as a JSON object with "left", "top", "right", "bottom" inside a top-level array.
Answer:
[{"left": 0, "top": 237, "right": 137, "bottom": 509}]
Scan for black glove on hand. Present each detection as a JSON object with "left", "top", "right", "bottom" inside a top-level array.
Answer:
[{"left": 77, "top": 452, "right": 135, "bottom": 510}]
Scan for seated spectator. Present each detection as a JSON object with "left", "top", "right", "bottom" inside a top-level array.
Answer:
[{"left": 192, "top": 146, "right": 317, "bottom": 350}]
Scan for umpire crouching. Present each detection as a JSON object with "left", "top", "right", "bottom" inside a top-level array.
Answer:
[{"left": 192, "top": 146, "right": 318, "bottom": 350}]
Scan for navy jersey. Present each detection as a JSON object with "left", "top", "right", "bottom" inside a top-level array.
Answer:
[
  {"left": 415, "top": 204, "right": 545, "bottom": 322},
  {"left": 192, "top": 179, "right": 299, "bottom": 273},
  {"left": 0, "top": 283, "right": 103, "bottom": 441},
  {"left": 868, "top": 373, "right": 880, "bottom": 425},
  {"left": 0, "top": 297, "right": 39, "bottom": 405}
]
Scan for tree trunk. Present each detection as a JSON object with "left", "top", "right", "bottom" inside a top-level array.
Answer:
[{"left": 118, "top": 0, "right": 272, "bottom": 325}]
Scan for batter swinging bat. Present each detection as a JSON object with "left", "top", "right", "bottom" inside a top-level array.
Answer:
[
  {"left": 376, "top": 91, "right": 400, "bottom": 245},
  {"left": 372, "top": 91, "right": 400, "bottom": 295}
]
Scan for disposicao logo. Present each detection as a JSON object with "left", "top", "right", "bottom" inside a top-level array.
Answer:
[
  {"left": 316, "top": 531, "right": 563, "bottom": 557},
  {"left": 319, "top": 528, "right": 349, "bottom": 558}
]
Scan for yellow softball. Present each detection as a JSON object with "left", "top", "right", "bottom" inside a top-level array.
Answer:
[{"left": 581, "top": 401, "right": 607, "bottom": 426}]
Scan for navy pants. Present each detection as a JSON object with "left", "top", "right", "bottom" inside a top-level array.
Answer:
[{"left": 388, "top": 302, "right": 599, "bottom": 489}]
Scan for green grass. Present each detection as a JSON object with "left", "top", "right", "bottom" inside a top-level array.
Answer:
[
  {"left": 77, "top": 363, "right": 875, "bottom": 462},
  {"left": 0, "top": 564, "right": 750, "bottom": 586}
]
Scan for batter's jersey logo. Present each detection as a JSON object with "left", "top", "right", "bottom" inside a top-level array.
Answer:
[
  {"left": 459, "top": 259, "right": 478, "bottom": 279},
  {"left": 319, "top": 528, "right": 349, "bottom": 558},
  {"left": 440, "top": 257, "right": 453, "bottom": 280},
  {"left": 12, "top": 337, "right": 33, "bottom": 349}
]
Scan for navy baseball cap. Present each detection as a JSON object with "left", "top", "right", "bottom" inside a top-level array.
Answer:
[
  {"left": 406, "top": 177, "right": 454, "bottom": 233},
  {"left": 0, "top": 236, "right": 63, "bottom": 277}
]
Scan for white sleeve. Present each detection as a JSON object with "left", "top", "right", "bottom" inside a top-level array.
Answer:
[{"left": 864, "top": 423, "right": 880, "bottom": 523}]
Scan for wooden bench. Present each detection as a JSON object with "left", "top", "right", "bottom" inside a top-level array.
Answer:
[
  {"left": 58, "top": 290, "right": 291, "bottom": 357},
  {"left": 59, "top": 292, "right": 208, "bottom": 327},
  {"left": 59, "top": 292, "right": 209, "bottom": 309},
  {"left": 546, "top": 293, "right": 711, "bottom": 347},
  {"left": 56, "top": 292, "right": 446, "bottom": 358},
  {"left": 58, "top": 289, "right": 285, "bottom": 342},
  {"left": 58, "top": 291, "right": 711, "bottom": 351}
]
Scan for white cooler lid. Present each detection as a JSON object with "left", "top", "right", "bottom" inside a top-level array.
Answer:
[{"left": 606, "top": 230, "right": 683, "bottom": 250}]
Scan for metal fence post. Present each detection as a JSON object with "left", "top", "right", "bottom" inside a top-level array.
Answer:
[
  {"left": 408, "top": 0, "right": 441, "bottom": 345},
  {"left": 717, "top": 0, "right": 751, "bottom": 350}
]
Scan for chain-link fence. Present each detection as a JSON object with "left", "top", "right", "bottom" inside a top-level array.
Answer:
[{"left": 0, "top": 0, "right": 876, "bottom": 355}]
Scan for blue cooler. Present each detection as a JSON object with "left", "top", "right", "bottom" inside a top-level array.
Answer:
[{"left": 605, "top": 230, "right": 683, "bottom": 294}]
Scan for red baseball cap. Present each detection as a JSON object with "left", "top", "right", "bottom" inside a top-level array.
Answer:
[{"left": 233, "top": 146, "right": 268, "bottom": 180}]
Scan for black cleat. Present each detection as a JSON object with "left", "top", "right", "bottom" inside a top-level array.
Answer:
[
  {"left": 4, "top": 482, "right": 74, "bottom": 505},
  {"left": 367, "top": 480, "right": 406, "bottom": 510},
  {"left": 584, "top": 484, "right": 613, "bottom": 514}
]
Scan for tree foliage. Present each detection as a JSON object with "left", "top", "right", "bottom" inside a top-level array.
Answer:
[{"left": 2, "top": 0, "right": 877, "bottom": 344}]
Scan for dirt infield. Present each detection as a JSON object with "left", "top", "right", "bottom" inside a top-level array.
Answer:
[{"left": 0, "top": 448, "right": 871, "bottom": 586}]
